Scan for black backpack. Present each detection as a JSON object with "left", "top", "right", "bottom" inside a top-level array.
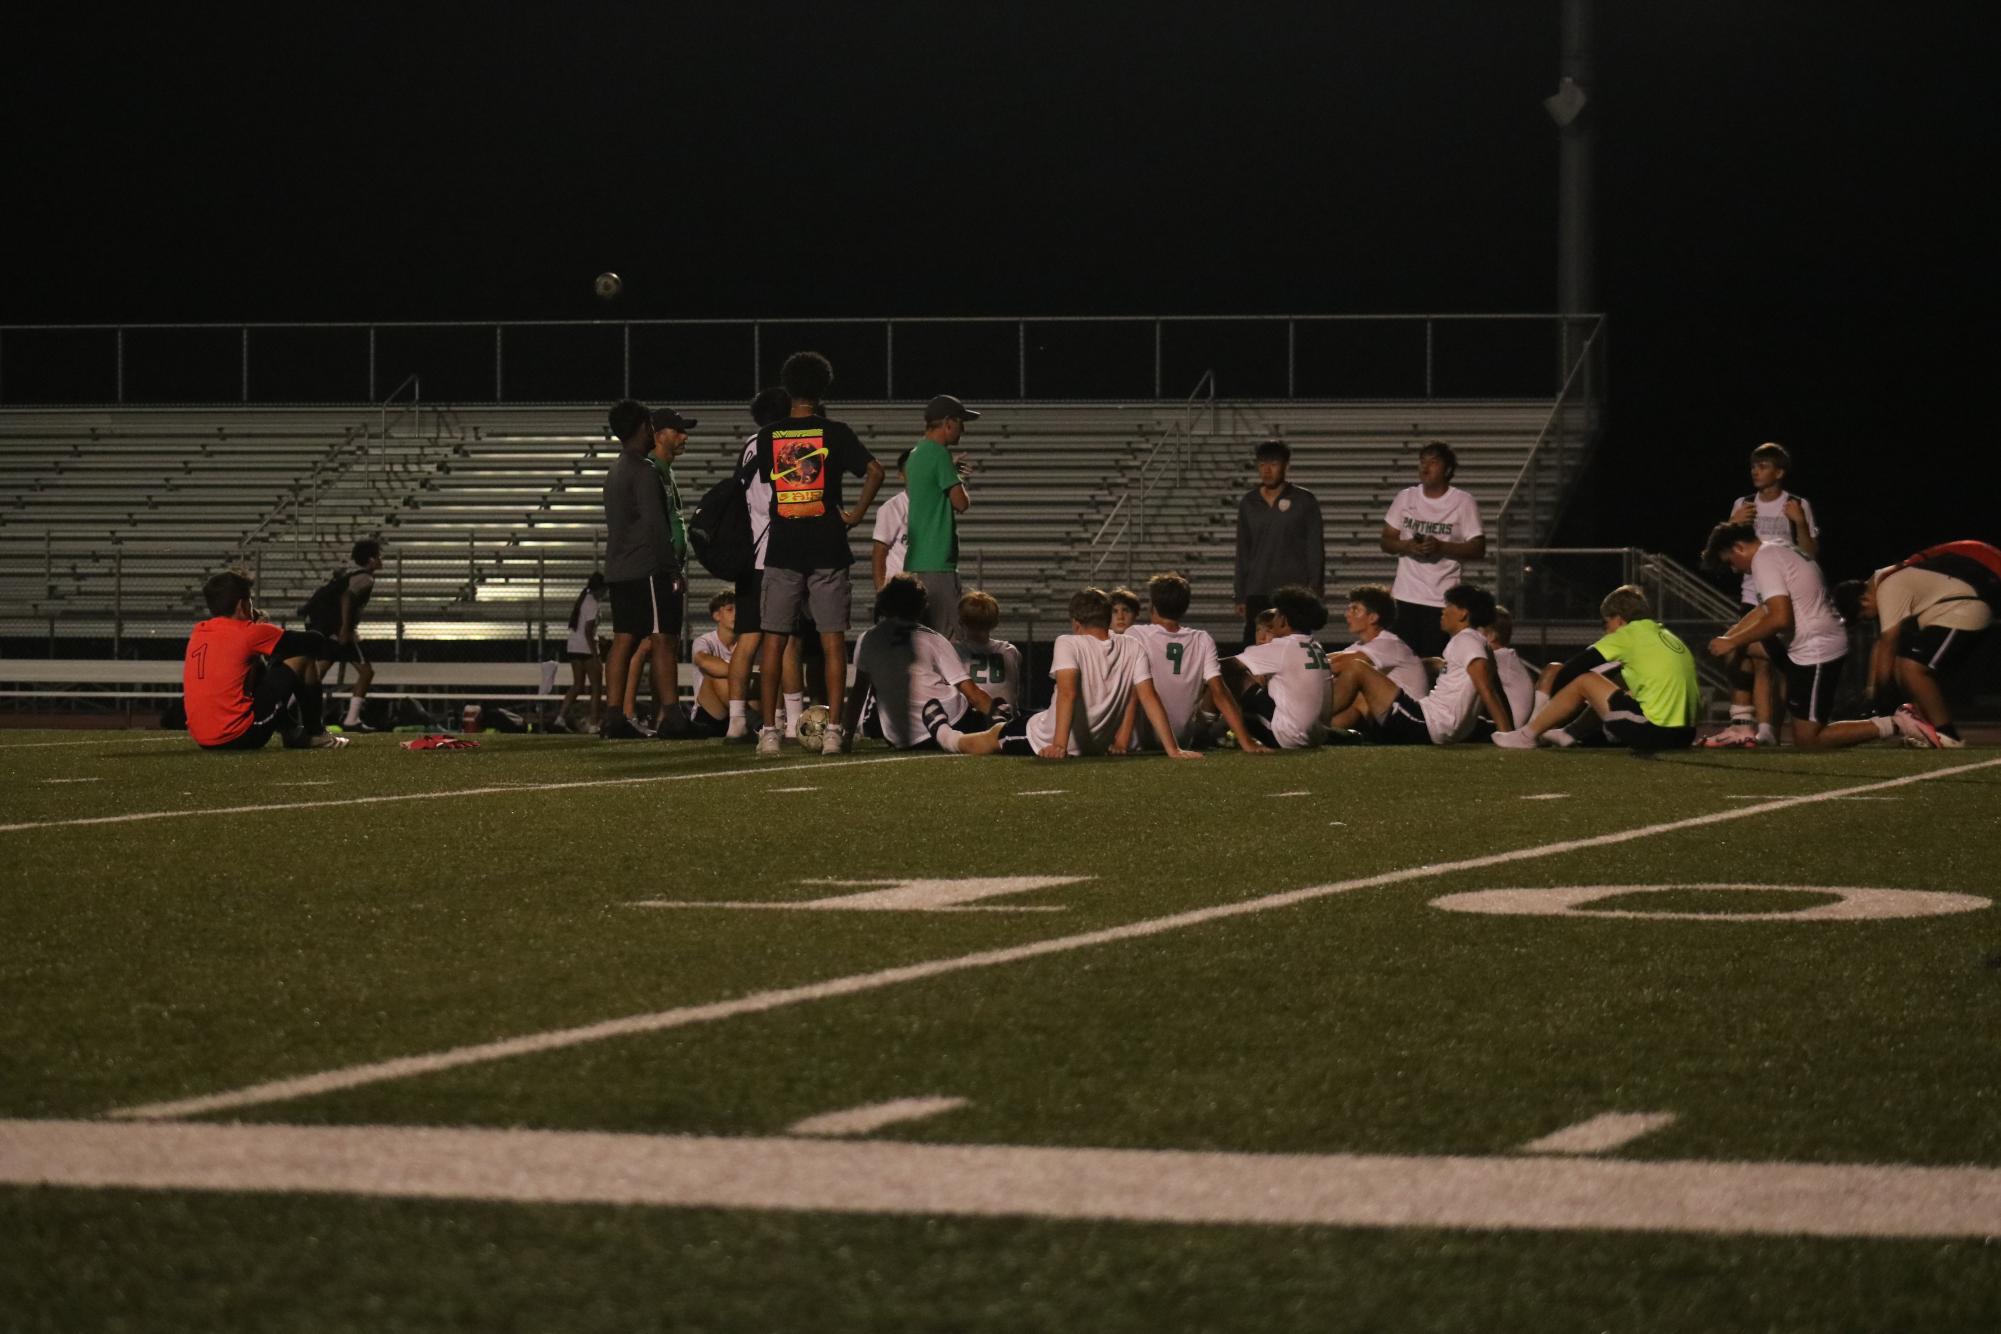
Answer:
[
  {"left": 689, "top": 475, "right": 753, "bottom": 581},
  {"left": 299, "top": 568, "right": 353, "bottom": 627}
]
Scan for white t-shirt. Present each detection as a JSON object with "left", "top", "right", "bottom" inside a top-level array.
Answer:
[
  {"left": 1419, "top": 627, "right": 1496, "bottom": 744},
  {"left": 1384, "top": 485, "right": 1484, "bottom": 606},
  {"left": 1026, "top": 632, "right": 1151, "bottom": 756},
  {"left": 1874, "top": 565, "right": 1993, "bottom": 633},
  {"left": 856, "top": 619, "right": 970, "bottom": 749},
  {"left": 955, "top": 638, "right": 1026, "bottom": 716},
  {"left": 1752, "top": 543, "right": 1846, "bottom": 666},
  {"left": 1344, "top": 630, "right": 1429, "bottom": 700},
  {"left": 691, "top": 629, "right": 731, "bottom": 668},
  {"left": 872, "top": 490, "right": 910, "bottom": 580},
  {"left": 1231, "top": 632, "right": 1334, "bottom": 749},
  {"left": 741, "top": 433, "right": 774, "bottom": 571},
  {"left": 1492, "top": 645, "right": 1534, "bottom": 730},
  {"left": 565, "top": 591, "right": 600, "bottom": 656},
  {"left": 1735, "top": 490, "right": 1818, "bottom": 604},
  {"left": 1126, "top": 621, "right": 1221, "bottom": 746}
]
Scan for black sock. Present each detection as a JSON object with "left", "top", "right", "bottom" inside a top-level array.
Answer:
[{"left": 295, "top": 678, "right": 325, "bottom": 734}]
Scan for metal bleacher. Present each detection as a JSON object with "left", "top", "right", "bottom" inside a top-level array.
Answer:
[{"left": 0, "top": 394, "right": 1597, "bottom": 657}]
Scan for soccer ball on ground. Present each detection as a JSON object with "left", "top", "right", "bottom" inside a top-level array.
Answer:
[
  {"left": 593, "top": 272, "right": 623, "bottom": 301},
  {"left": 794, "top": 704, "right": 831, "bottom": 750}
]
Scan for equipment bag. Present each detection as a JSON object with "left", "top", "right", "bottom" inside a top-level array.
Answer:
[
  {"left": 1897, "top": 540, "right": 2001, "bottom": 612},
  {"left": 688, "top": 475, "right": 753, "bottom": 582}
]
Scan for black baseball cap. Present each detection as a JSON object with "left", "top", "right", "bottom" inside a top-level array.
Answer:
[
  {"left": 923, "top": 394, "right": 981, "bottom": 422},
  {"left": 649, "top": 407, "right": 699, "bottom": 432}
]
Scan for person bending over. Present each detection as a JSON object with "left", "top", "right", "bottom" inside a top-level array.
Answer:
[
  {"left": 184, "top": 571, "right": 346, "bottom": 751},
  {"left": 1832, "top": 542, "right": 1998, "bottom": 749}
]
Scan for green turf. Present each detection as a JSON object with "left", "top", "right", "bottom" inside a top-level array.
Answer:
[{"left": 3, "top": 730, "right": 1999, "bottom": 1330}]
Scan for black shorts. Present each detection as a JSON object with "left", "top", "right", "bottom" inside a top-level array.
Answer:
[
  {"left": 734, "top": 568, "right": 764, "bottom": 635},
  {"left": 1238, "top": 683, "right": 1280, "bottom": 749},
  {"left": 684, "top": 704, "right": 728, "bottom": 738},
  {"left": 314, "top": 635, "right": 367, "bottom": 666},
  {"left": 997, "top": 712, "right": 1037, "bottom": 756},
  {"left": 1599, "top": 688, "right": 1697, "bottom": 751},
  {"left": 1365, "top": 689, "right": 1433, "bottom": 746},
  {"left": 1778, "top": 655, "right": 1844, "bottom": 724},
  {"left": 1901, "top": 623, "right": 1986, "bottom": 677},
  {"left": 201, "top": 661, "right": 298, "bottom": 751},
  {"left": 609, "top": 571, "right": 685, "bottom": 638}
]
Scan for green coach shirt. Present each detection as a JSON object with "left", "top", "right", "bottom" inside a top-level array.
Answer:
[
  {"left": 648, "top": 456, "right": 687, "bottom": 564},
  {"left": 902, "top": 438, "right": 959, "bottom": 572},
  {"left": 1592, "top": 618, "right": 1698, "bottom": 728}
]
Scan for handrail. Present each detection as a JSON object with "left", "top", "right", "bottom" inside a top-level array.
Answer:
[
  {"left": 1088, "top": 370, "right": 1217, "bottom": 573},
  {"left": 0, "top": 312, "right": 1605, "bottom": 332},
  {"left": 1493, "top": 318, "right": 1603, "bottom": 529}
]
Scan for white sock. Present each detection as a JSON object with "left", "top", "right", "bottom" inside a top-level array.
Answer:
[
  {"left": 1871, "top": 715, "right": 1895, "bottom": 739},
  {"left": 1756, "top": 723, "right": 1777, "bottom": 744},
  {"left": 1730, "top": 704, "right": 1755, "bottom": 724},
  {"left": 934, "top": 723, "right": 965, "bottom": 754},
  {"left": 1547, "top": 728, "right": 1577, "bottom": 748},
  {"left": 1532, "top": 690, "right": 1550, "bottom": 717},
  {"left": 728, "top": 700, "right": 746, "bottom": 721},
  {"left": 783, "top": 692, "right": 804, "bottom": 736},
  {"left": 343, "top": 697, "right": 364, "bottom": 726}
]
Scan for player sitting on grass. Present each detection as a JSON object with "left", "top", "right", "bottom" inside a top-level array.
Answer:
[
  {"left": 953, "top": 589, "right": 1025, "bottom": 721},
  {"left": 1492, "top": 585, "right": 1697, "bottom": 750},
  {"left": 842, "top": 574, "right": 1000, "bottom": 753},
  {"left": 1126, "top": 572, "right": 1266, "bottom": 753},
  {"left": 1108, "top": 587, "right": 1142, "bottom": 634},
  {"left": 963, "top": 588, "right": 1199, "bottom": 760},
  {"left": 1326, "top": 583, "right": 1514, "bottom": 745},
  {"left": 183, "top": 571, "right": 347, "bottom": 750},
  {"left": 1252, "top": 608, "right": 1279, "bottom": 645},
  {"left": 1328, "top": 584, "right": 1428, "bottom": 733},
  {"left": 1482, "top": 603, "right": 1537, "bottom": 735},
  {"left": 1832, "top": 542, "right": 1998, "bottom": 749},
  {"left": 1219, "top": 584, "right": 1332, "bottom": 749},
  {"left": 688, "top": 590, "right": 741, "bottom": 738}
]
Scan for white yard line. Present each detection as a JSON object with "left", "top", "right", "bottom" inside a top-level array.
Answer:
[
  {"left": 787, "top": 1097, "right": 968, "bottom": 1137},
  {"left": 1519, "top": 1112, "right": 1678, "bottom": 1155},
  {"left": 1519, "top": 792, "right": 1569, "bottom": 801},
  {"left": 768, "top": 786, "right": 820, "bottom": 793},
  {"left": 0, "top": 735, "right": 185, "bottom": 750},
  {"left": 1271, "top": 790, "right": 1312, "bottom": 798},
  {"left": 1015, "top": 789, "right": 1067, "bottom": 796},
  {"left": 0, "top": 753, "right": 940, "bottom": 836},
  {"left": 109, "top": 756, "right": 2001, "bottom": 1123},
  {"left": 8, "top": 1119, "right": 2000, "bottom": 1240},
  {"left": 41, "top": 777, "right": 103, "bottom": 785}
]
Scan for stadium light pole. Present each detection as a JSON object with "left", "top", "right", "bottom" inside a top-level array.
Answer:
[{"left": 1551, "top": 0, "right": 1595, "bottom": 324}]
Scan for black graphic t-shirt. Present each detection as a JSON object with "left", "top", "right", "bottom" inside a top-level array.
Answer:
[{"left": 744, "top": 415, "right": 875, "bottom": 571}]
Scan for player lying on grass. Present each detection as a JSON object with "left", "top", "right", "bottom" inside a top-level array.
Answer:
[
  {"left": 1125, "top": 572, "right": 1265, "bottom": 753},
  {"left": 1328, "top": 584, "right": 1428, "bottom": 728},
  {"left": 1491, "top": 585, "right": 1697, "bottom": 750},
  {"left": 840, "top": 574, "right": 1001, "bottom": 753},
  {"left": 1832, "top": 541, "right": 1997, "bottom": 749},
  {"left": 953, "top": 590, "right": 1025, "bottom": 722},
  {"left": 1218, "top": 584, "right": 1330, "bottom": 749},
  {"left": 960, "top": 587, "right": 1199, "bottom": 759},
  {"left": 183, "top": 570, "right": 347, "bottom": 751},
  {"left": 1700, "top": 522, "right": 1922, "bottom": 750},
  {"left": 1324, "top": 583, "right": 1513, "bottom": 745}
]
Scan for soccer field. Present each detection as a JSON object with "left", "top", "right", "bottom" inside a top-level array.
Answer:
[{"left": 3, "top": 731, "right": 1999, "bottom": 1332}]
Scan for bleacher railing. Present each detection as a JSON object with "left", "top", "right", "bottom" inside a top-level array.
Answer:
[{"left": 0, "top": 313, "right": 1603, "bottom": 406}]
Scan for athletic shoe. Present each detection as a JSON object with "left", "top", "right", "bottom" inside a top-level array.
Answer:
[
  {"left": 1490, "top": 728, "right": 1538, "bottom": 749},
  {"left": 756, "top": 726, "right": 783, "bottom": 757},
  {"left": 821, "top": 723, "right": 846, "bottom": 756},
  {"left": 1700, "top": 723, "right": 1759, "bottom": 749},
  {"left": 652, "top": 710, "right": 694, "bottom": 740},
  {"left": 1891, "top": 705, "right": 1944, "bottom": 749},
  {"left": 305, "top": 732, "right": 351, "bottom": 749},
  {"left": 548, "top": 715, "right": 576, "bottom": 734},
  {"left": 600, "top": 713, "right": 648, "bottom": 740},
  {"left": 723, "top": 715, "right": 751, "bottom": 741},
  {"left": 347, "top": 720, "right": 382, "bottom": 734}
]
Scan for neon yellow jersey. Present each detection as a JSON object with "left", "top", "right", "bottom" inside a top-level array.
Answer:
[{"left": 1592, "top": 619, "right": 1698, "bottom": 728}]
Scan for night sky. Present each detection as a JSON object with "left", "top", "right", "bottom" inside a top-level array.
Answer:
[{"left": 5, "top": 2, "right": 1995, "bottom": 566}]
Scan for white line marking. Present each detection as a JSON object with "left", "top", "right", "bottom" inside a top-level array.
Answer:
[
  {"left": 274, "top": 781, "right": 334, "bottom": 788},
  {"left": 1724, "top": 794, "right": 1902, "bottom": 802},
  {"left": 107, "top": 757, "right": 2001, "bottom": 1122},
  {"left": 1016, "top": 789, "right": 1066, "bottom": 796},
  {"left": 41, "top": 777, "right": 103, "bottom": 784},
  {"left": 1519, "top": 792, "right": 1568, "bottom": 801},
  {"left": 0, "top": 753, "right": 940, "bottom": 836},
  {"left": 1328, "top": 821, "right": 1346, "bottom": 826},
  {"left": 1271, "top": 790, "right": 1312, "bottom": 798},
  {"left": 9, "top": 1120, "right": 2001, "bottom": 1239},
  {"left": 1520, "top": 1112, "right": 1678, "bottom": 1155},
  {"left": 1433, "top": 884, "right": 1987, "bottom": 922},
  {"left": 0, "top": 735, "right": 185, "bottom": 750},
  {"left": 768, "top": 786, "right": 819, "bottom": 793},
  {"left": 634, "top": 876, "right": 1089, "bottom": 915},
  {"left": 787, "top": 1097, "right": 969, "bottom": 1137}
]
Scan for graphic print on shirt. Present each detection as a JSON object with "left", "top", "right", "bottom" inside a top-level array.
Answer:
[
  {"left": 773, "top": 428, "right": 829, "bottom": 518},
  {"left": 965, "top": 651, "right": 1008, "bottom": 685}
]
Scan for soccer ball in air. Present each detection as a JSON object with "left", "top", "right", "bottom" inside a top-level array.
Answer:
[
  {"left": 593, "top": 272, "right": 623, "bottom": 301},
  {"left": 794, "top": 704, "right": 831, "bottom": 749}
]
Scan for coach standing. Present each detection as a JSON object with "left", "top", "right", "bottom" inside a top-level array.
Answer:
[
  {"left": 904, "top": 395, "right": 977, "bottom": 639},
  {"left": 601, "top": 398, "right": 686, "bottom": 739},
  {"left": 1234, "top": 439, "right": 1325, "bottom": 647}
]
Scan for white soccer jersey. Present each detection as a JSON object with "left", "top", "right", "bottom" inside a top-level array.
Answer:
[
  {"left": 1751, "top": 543, "right": 1846, "bottom": 666},
  {"left": 955, "top": 638, "right": 1025, "bottom": 715},
  {"left": 1735, "top": 490, "right": 1818, "bottom": 604},
  {"left": 1345, "top": 630, "right": 1429, "bottom": 700},
  {"left": 1384, "top": 485, "right": 1484, "bottom": 606},
  {"left": 1492, "top": 645, "right": 1534, "bottom": 731},
  {"left": 1418, "top": 627, "right": 1495, "bottom": 744},
  {"left": 565, "top": 591, "right": 600, "bottom": 655},
  {"left": 691, "top": 630, "right": 731, "bottom": 667},
  {"left": 872, "top": 490, "right": 910, "bottom": 580},
  {"left": 1231, "top": 631, "right": 1334, "bottom": 749},
  {"left": 1026, "top": 632, "right": 1151, "bottom": 756},
  {"left": 741, "top": 433, "right": 773, "bottom": 571},
  {"left": 1126, "top": 621, "right": 1221, "bottom": 746},
  {"left": 856, "top": 618, "right": 971, "bottom": 749}
]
